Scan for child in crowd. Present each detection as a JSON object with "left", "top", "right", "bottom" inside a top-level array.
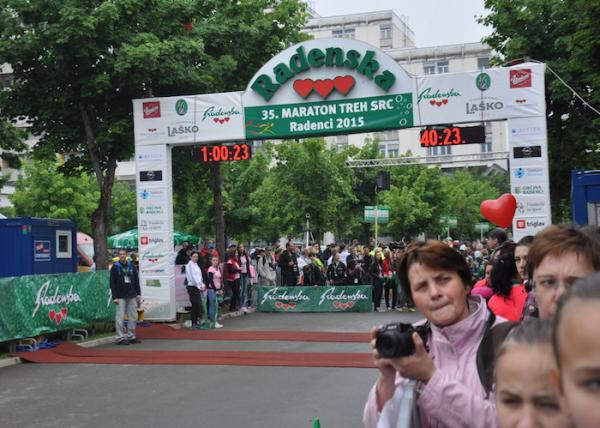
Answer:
[
  {"left": 206, "top": 255, "right": 224, "bottom": 329},
  {"left": 552, "top": 272, "right": 600, "bottom": 428},
  {"left": 495, "top": 319, "right": 572, "bottom": 428}
]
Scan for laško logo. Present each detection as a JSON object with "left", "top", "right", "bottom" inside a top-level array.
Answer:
[
  {"left": 510, "top": 69, "right": 532, "bottom": 88},
  {"left": 143, "top": 101, "right": 161, "bottom": 119}
]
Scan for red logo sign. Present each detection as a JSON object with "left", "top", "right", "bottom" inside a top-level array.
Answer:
[
  {"left": 510, "top": 69, "right": 532, "bottom": 88},
  {"left": 140, "top": 236, "right": 149, "bottom": 245},
  {"left": 516, "top": 219, "right": 526, "bottom": 229},
  {"left": 292, "top": 75, "right": 355, "bottom": 99},
  {"left": 143, "top": 102, "right": 161, "bottom": 119}
]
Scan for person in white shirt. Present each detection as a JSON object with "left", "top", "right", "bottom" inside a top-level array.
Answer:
[{"left": 185, "top": 251, "right": 207, "bottom": 329}]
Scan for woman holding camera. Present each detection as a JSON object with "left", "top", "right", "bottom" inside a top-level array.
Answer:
[{"left": 364, "top": 241, "right": 505, "bottom": 428}]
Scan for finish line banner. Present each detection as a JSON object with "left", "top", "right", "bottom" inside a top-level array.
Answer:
[
  {"left": 0, "top": 271, "right": 114, "bottom": 342},
  {"left": 256, "top": 285, "right": 372, "bottom": 312}
]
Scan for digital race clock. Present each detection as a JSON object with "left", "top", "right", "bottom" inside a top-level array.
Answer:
[
  {"left": 192, "top": 143, "right": 252, "bottom": 162},
  {"left": 419, "top": 125, "right": 485, "bottom": 147}
]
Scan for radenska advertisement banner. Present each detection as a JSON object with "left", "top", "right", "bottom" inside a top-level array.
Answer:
[{"left": 256, "top": 285, "right": 372, "bottom": 312}]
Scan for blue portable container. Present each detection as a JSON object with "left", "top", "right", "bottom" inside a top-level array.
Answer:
[
  {"left": 572, "top": 170, "right": 600, "bottom": 225},
  {"left": 0, "top": 217, "right": 77, "bottom": 278}
]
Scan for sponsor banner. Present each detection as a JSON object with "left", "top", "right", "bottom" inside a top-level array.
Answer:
[
  {"left": 135, "top": 145, "right": 168, "bottom": 172},
  {"left": 139, "top": 252, "right": 172, "bottom": 276},
  {"left": 515, "top": 196, "right": 548, "bottom": 216},
  {"left": 512, "top": 183, "right": 548, "bottom": 196},
  {"left": 512, "top": 145, "right": 543, "bottom": 160},
  {"left": 511, "top": 165, "right": 547, "bottom": 183},
  {"left": 132, "top": 92, "right": 245, "bottom": 146},
  {"left": 138, "top": 232, "right": 172, "bottom": 254},
  {"left": 137, "top": 187, "right": 167, "bottom": 207},
  {"left": 257, "top": 285, "right": 372, "bottom": 312},
  {"left": 139, "top": 276, "right": 176, "bottom": 321},
  {"left": 0, "top": 271, "right": 113, "bottom": 342},
  {"left": 245, "top": 94, "right": 413, "bottom": 139},
  {"left": 416, "top": 63, "right": 545, "bottom": 126},
  {"left": 139, "top": 218, "right": 168, "bottom": 233},
  {"left": 513, "top": 216, "right": 551, "bottom": 240}
]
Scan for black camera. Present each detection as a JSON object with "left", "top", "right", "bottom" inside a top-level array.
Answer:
[{"left": 375, "top": 322, "right": 429, "bottom": 358}]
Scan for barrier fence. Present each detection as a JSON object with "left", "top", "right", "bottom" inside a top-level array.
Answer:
[
  {"left": 256, "top": 285, "right": 372, "bottom": 312},
  {"left": 0, "top": 271, "right": 114, "bottom": 342}
]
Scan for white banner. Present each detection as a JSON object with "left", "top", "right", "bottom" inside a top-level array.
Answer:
[
  {"left": 415, "top": 63, "right": 545, "bottom": 126},
  {"left": 132, "top": 92, "right": 245, "bottom": 146}
]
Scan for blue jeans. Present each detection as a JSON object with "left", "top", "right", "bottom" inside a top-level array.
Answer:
[
  {"left": 207, "top": 289, "right": 217, "bottom": 322},
  {"left": 240, "top": 273, "right": 250, "bottom": 307}
]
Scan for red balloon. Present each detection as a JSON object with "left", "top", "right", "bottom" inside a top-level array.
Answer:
[{"left": 480, "top": 194, "right": 517, "bottom": 228}]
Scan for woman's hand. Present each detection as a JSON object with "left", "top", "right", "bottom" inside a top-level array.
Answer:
[{"left": 370, "top": 327, "right": 436, "bottom": 409}]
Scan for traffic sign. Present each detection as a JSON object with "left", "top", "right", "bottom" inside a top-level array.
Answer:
[{"left": 364, "top": 205, "right": 389, "bottom": 223}]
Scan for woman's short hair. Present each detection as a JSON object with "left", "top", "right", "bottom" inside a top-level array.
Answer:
[
  {"left": 516, "top": 235, "right": 535, "bottom": 248},
  {"left": 527, "top": 224, "right": 600, "bottom": 279},
  {"left": 552, "top": 272, "right": 600, "bottom": 368},
  {"left": 398, "top": 241, "right": 472, "bottom": 304}
]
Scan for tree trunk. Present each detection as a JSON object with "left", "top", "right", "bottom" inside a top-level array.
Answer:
[
  {"left": 91, "top": 160, "right": 117, "bottom": 270},
  {"left": 211, "top": 162, "right": 226, "bottom": 258}
]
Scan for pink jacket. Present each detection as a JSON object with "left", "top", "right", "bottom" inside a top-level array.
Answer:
[{"left": 363, "top": 296, "right": 502, "bottom": 428}]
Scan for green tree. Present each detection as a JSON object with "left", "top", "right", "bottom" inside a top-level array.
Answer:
[
  {"left": 109, "top": 181, "right": 136, "bottom": 235},
  {"left": 479, "top": 0, "right": 600, "bottom": 221},
  {"left": 250, "top": 138, "right": 357, "bottom": 241},
  {"left": 0, "top": 0, "right": 308, "bottom": 268},
  {"left": 0, "top": 118, "right": 27, "bottom": 188},
  {"left": 11, "top": 159, "right": 99, "bottom": 234}
]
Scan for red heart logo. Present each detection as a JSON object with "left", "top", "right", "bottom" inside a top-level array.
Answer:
[
  {"left": 48, "top": 310, "right": 56, "bottom": 321},
  {"left": 275, "top": 302, "right": 284, "bottom": 309},
  {"left": 213, "top": 118, "right": 219, "bottom": 123},
  {"left": 224, "top": 117, "right": 230, "bottom": 122},
  {"left": 55, "top": 313, "right": 63, "bottom": 325},
  {"left": 442, "top": 99, "right": 448, "bottom": 104},
  {"left": 435, "top": 101, "right": 443, "bottom": 107},
  {"left": 219, "top": 119, "right": 225, "bottom": 124},
  {"left": 429, "top": 100, "right": 436, "bottom": 106},
  {"left": 313, "top": 79, "right": 335, "bottom": 98},
  {"left": 480, "top": 194, "right": 517, "bottom": 228},
  {"left": 61, "top": 307, "right": 68, "bottom": 317},
  {"left": 333, "top": 75, "right": 355, "bottom": 95},
  {"left": 293, "top": 79, "right": 314, "bottom": 98}
]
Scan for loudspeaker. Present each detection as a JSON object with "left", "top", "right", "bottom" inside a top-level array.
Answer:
[{"left": 376, "top": 171, "right": 390, "bottom": 190}]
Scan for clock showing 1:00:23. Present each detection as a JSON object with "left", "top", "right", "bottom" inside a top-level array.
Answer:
[
  {"left": 192, "top": 143, "right": 252, "bottom": 162},
  {"left": 419, "top": 125, "right": 486, "bottom": 147}
]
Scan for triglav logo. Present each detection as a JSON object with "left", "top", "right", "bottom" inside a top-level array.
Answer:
[
  {"left": 32, "top": 281, "right": 82, "bottom": 318},
  {"left": 510, "top": 69, "right": 532, "bottom": 88},
  {"left": 175, "top": 99, "right": 188, "bottom": 116},
  {"left": 516, "top": 218, "right": 547, "bottom": 229},
  {"left": 475, "top": 73, "right": 491, "bottom": 91},
  {"left": 418, "top": 87, "right": 461, "bottom": 106},
  {"left": 143, "top": 101, "right": 161, "bottom": 119},
  {"left": 140, "top": 236, "right": 165, "bottom": 245}
]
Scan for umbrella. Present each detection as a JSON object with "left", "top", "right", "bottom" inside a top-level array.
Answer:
[{"left": 107, "top": 228, "right": 199, "bottom": 249}]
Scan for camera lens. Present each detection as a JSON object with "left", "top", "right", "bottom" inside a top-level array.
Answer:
[{"left": 375, "top": 323, "right": 418, "bottom": 358}]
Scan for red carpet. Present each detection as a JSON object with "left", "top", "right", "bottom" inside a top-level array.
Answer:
[
  {"left": 136, "top": 323, "right": 371, "bottom": 343},
  {"left": 17, "top": 342, "right": 374, "bottom": 368}
]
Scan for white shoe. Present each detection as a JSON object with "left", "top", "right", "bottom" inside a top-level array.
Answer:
[{"left": 215, "top": 322, "right": 224, "bottom": 329}]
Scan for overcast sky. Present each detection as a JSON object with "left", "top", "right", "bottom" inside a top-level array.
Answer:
[{"left": 310, "top": 0, "right": 492, "bottom": 47}]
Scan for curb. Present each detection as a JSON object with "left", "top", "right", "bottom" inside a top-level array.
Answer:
[
  {"left": 79, "top": 335, "right": 118, "bottom": 348},
  {"left": 0, "top": 356, "right": 21, "bottom": 369}
]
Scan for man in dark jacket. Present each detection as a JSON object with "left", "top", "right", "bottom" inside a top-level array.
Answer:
[
  {"left": 110, "top": 249, "right": 142, "bottom": 345},
  {"left": 278, "top": 241, "right": 299, "bottom": 286}
]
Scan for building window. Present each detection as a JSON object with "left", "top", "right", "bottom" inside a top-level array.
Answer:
[
  {"left": 424, "top": 63, "right": 436, "bottom": 75},
  {"left": 478, "top": 57, "right": 490, "bottom": 70},
  {"left": 481, "top": 122, "right": 493, "bottom": 152},
  {"left": 375, "top": 130, "right": 398, "bottom": 141},
  {"left": 334, "top": 135, "right": 348, "bottom": 151},
  {"left": 423, "top": 61, "right": 449, "bottom": 75},
  {"left": 332, "top": 28, "right": 355, "bottom": 39},
  {"left": 427, "top": 146, "right": 452, "bottom": 156},
  {"left": 380, "top": 25, "right": 392, "bottom": 47},
  {"left": 378, "top": 143, "right": 387, "bottom": 158},
  {"left": 387, "top": 143, "right": 399, "bottom": 158},
  {"left": 437, "top": 61, "right": 449, "bottom": 74}
]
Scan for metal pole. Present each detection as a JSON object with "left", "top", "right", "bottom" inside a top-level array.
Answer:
[{"left": 305, "top": 217, "right": 310, "bottom": 249}]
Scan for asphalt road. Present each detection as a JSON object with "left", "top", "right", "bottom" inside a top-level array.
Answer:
[{"left": 0, "top": 310, "right": 422, "bottom": 428}]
